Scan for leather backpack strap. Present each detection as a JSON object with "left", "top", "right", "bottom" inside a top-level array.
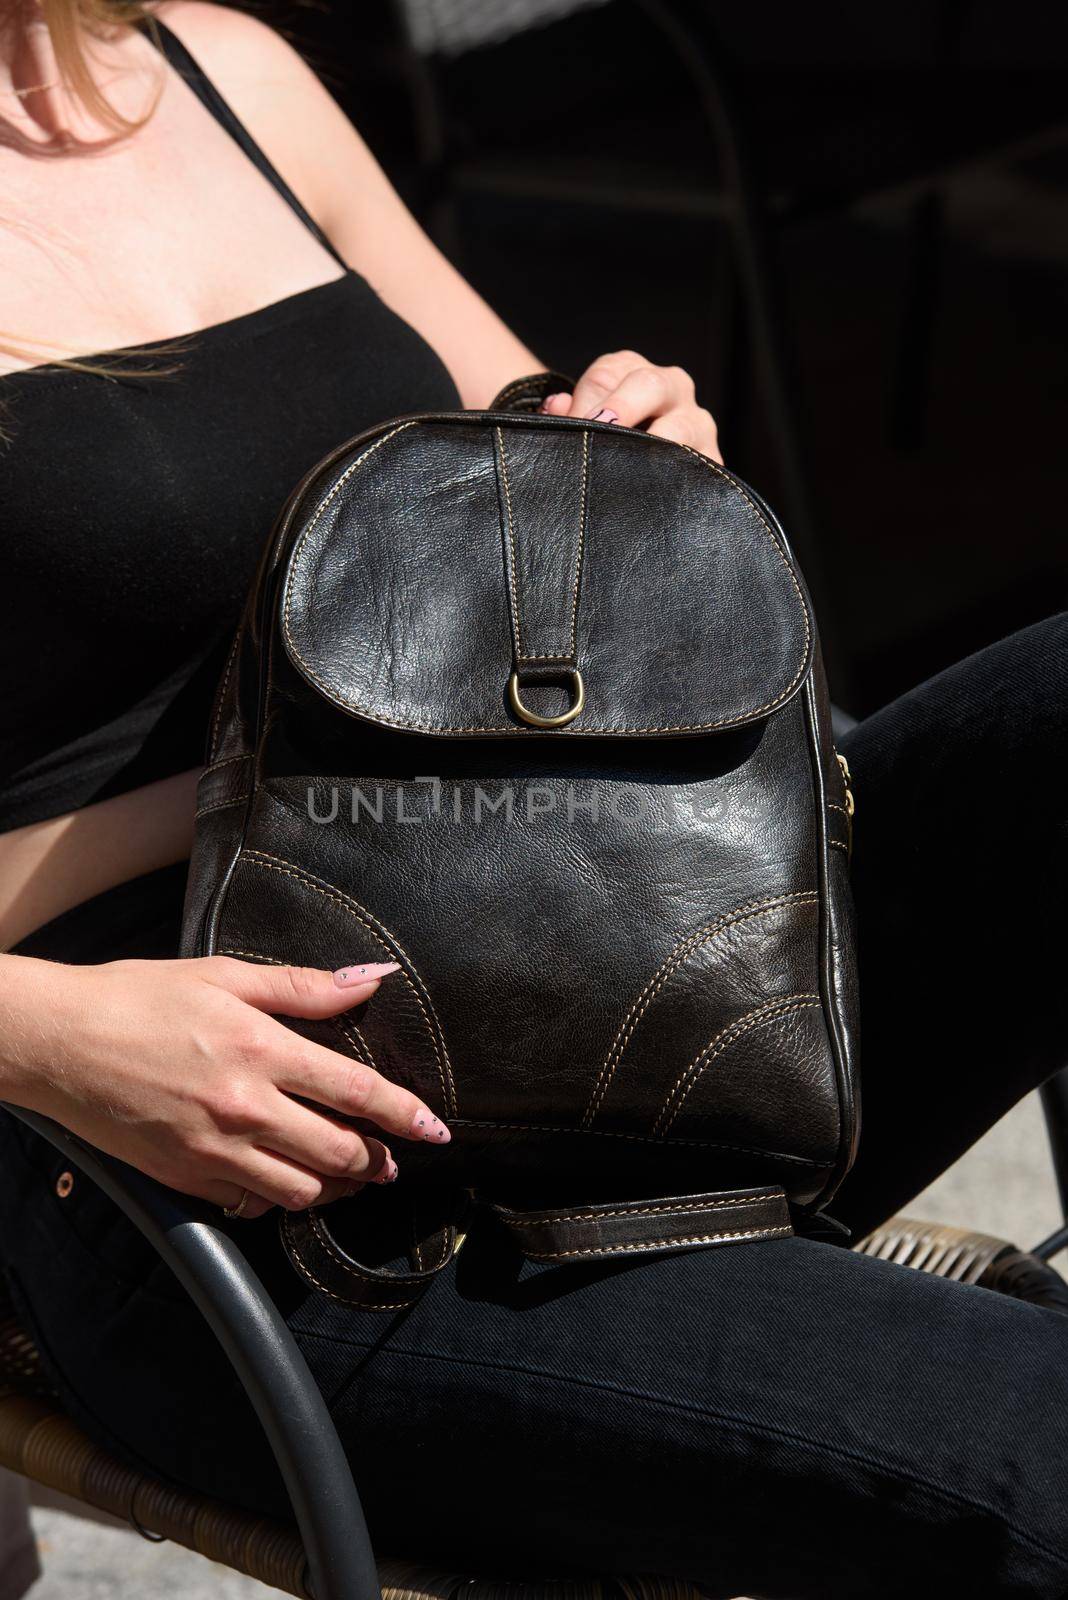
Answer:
[
  {"left": 281, "top": 1186, "right": 792, "bottom": 1309},
  {"left": 280, "top": 1207, "right": 462, "bottom": 1312},
  {"left": 489, "top": 1186, "right": 793, "bottom": 1263},
  {"left": 490, "top": 371, "right": 573, "bottom": 414}
]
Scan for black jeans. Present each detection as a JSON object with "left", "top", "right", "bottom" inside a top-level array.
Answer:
[{"left": 1, "top": 615, "right": 1067, "bottom": 1598}]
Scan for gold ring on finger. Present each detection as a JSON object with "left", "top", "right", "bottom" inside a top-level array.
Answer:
[{"left": 223, "top": 1188, "right": 252, "bottom": 1220}]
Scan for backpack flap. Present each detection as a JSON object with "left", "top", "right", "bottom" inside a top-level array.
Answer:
[{"left": 279, "top": 413, "right": 813, "bottom": 741}]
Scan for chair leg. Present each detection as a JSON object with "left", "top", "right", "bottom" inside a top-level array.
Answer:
[{"left": 2, "top": 1105, "right": 381, "bottom": 1600}]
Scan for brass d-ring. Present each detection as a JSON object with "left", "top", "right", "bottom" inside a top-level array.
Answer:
[{"left": 508, "top": 669, "right": 585, "bottom": 729}]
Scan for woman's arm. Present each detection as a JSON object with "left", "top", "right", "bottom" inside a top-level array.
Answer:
[
  {"left": 0, "top": 772, "right": 200, "bottom": 952},
  {"left": 156, "top": 2, "right": 721, "bottom": 455}
]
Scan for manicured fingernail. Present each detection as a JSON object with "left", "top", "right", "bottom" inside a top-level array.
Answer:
[
  {"left": 593, "top": 408, "right": 619, "bottom": 424},
  {"left": 373, "top": 1155, "right": 399, "bottom": 1184},
  {"left": 333, "top": 961, "right": 400, "bottom": 987},
  {"left": 410, "top": 1109, "right": 451, "bottom": 1144}
]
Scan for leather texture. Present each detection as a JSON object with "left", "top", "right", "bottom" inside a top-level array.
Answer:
[
  {"left": 183, "top": 372, "right": 860, "bottom": 1308},
  {"left": 279, "top": 417, "right": 811, "bottom": 735}
]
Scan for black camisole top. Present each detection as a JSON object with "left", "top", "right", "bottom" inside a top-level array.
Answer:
[{"left": 0, "top": 21, "right": 461, "bottom": 833}]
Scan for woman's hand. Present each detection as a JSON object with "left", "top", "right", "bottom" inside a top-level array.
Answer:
[
  {"left": 0, "top": 954, "right": 450, "bottom": 1221},
  {"left": 541, "top": 351, "right": 722, "bottom": 461}
]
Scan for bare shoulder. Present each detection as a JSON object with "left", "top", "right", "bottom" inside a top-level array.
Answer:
[
  {"left": 149, "top": 2, "right": 346, "bottom": 211},
  {"left": 151, "top": 1, "right": 308, "bottom": 85}
]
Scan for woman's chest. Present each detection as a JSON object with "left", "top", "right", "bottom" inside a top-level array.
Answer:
[{"left": 0, "top": 86, "right": 340, "bottom": 372}]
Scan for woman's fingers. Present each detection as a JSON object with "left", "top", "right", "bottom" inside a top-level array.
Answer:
[
  {"left": 599, "top": 364, "right": 694, "bottom": 429},
  {"left": 566, "top": 350, "right": 644, "bottom": 419},
  {"left": 200, "top": 1145, "right": 368, "bottom": 1216},
  {"left": 543, "top": 355, "right": 720, "bottom": 459},
  {"left": 240, "top": 1146, "right": 366, "bottom": 1211},
  {"left": 648, "top": 406, "right": 722, "bottom": 461},
  {"left": 263, "top": 1093, "right": 399, "bottom": 1184},
  {"left": 203, "top": 1183, "right": 276, "bottom": 1222},
  {"left": 274, "top": 1030, "right": 451, "bottom": 1145},
  {"left": 540, "top": 390, "right": 573, "bottom": 416},
  {"left": 203, "top": 956, "right": 401, "bottom": 1018},
  {"left": 185, "top": 1169, "right": 363, "bottom": 1222}
]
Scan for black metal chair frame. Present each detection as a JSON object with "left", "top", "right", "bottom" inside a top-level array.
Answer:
[{"left": 2, "top": 1104, "right": 382, "bottom": 1600}]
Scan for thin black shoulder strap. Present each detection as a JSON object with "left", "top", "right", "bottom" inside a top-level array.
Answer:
[{"left": 143, "top": 18, "right": 347, "bottom": 271}]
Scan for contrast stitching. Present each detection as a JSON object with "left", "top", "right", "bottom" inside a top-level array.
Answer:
[
  {"left": 281, "top": 1212, "right": 412, "bottom": 1311},
  {"left": 495, "top": 426, "right": 525, "bottom": 659},
  {"left": 492, "top": 378, "right": 529, "bottom": 404},
  {"left": 827, "top": 801, "right": 849, "bottom": 816},
  {"left": 309, "top": 1208, "right": 427, "bottom": 1290},
  {"left": 524, "top": 1226, "right": 792, "bottom": 1261},
  {"left": 829, "top": 839, "right": 849, "bottom": 854},
  {"left": 655, "top": 996, "right": 822, "bottom": 1137},
  {"left": 675, "top": 438, "right": 812, "bottom": 671},
  {"left": 214, "top": 948, "right": 378, "bottom": 1069},
  {"left": 240, "top": 849, "right": 457, "bottom": 1117},
  {"left": 203, "top": 752, "right": 251, "bottom": 775},
  {"left": 424, "top": 1227, "right": 454, "bottom": 1272},
  {"left": 501, "top": 1193, "right": 783, "bottom": 1228},
  {"left": 194, "top": 797, "right": 246, "bottom": 820},
  {"left": 310, "top": 1208, "right": 451, "bottom": 1292},
  {"left": 583, "top": 891, "right": 818, "bottom": 1127},
  {"left": 508, "top": 427, "right": 588, "bottom": 665},
  {"left": 209, "top": 627, "right": 243, "bottom": 761},
  {"left": 241, "top": 850, "right": 455, "bottom": 1115},
  {"left": 493, "top": 376, "right": 549, "bottom": 407},
  {"left": 280, "top": 660, "right": 807, "bottom": 734},
  {"left": 566, "top": 428, "right": 589, "bottom": 660},
  {"left": 453, "top": 1118, "right": 824, "bottom": 1166},
  {"left": 219, "top": 948, "right": 284, "bottom": 964},
  {"left": 309, "top": 1209, "right": 385, "bottom": 1284},
  {"left": 332, "top": 1015, "right": 378, "bottom": 1076},
  {"left": 282, "top": 419, "right": 418, "bottom": 662},
  {"left": 281, "top": 422, "right": 812, "bottom": 735}
]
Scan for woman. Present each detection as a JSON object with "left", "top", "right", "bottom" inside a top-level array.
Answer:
[{"left": 0, "top": 3, "right": 1066, "bottom": 1595}]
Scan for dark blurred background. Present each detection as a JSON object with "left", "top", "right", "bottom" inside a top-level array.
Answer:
[{"left": 272, "top": 0, "right": 1066, "bottom": 713}]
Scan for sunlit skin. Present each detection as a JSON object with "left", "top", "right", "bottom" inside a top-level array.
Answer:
[{"left": 0, "top": 0, "right": 720, "bottom": 1215}]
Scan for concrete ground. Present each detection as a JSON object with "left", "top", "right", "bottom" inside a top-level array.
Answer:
[{"left": 12, "top": 1091, "right": 1065, "bottom": 1600}]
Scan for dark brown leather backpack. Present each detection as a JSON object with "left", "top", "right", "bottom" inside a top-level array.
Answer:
[{"left": 182, "top": 372, "right": 859, "bottom": 1308}]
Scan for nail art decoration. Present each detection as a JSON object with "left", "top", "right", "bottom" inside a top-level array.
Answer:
[
  {"left": 334, "top": 961, "right": 401, "bottom": 987},
  {"left": 411, "top": 1109, "right": 451, "bottom": 1143}
]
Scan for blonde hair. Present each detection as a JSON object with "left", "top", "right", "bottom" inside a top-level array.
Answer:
[
  {"left": 0, "top": 1, "right": 175, "bottom": 391},
  {"left": 38, "top": 0, "right": 156, "bottom": 132}
]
